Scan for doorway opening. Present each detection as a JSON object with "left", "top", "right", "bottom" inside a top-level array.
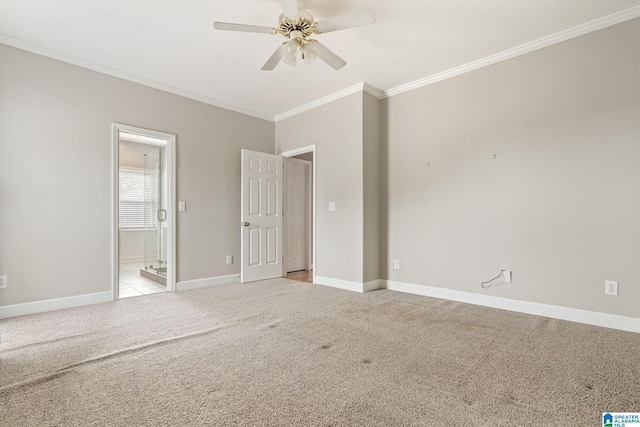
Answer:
[
  {"left": 112, "top": 124, "right": 176, "bottom": 300},
  {"left": 281, "top": 145, "right": 316, "bottom": 284}
]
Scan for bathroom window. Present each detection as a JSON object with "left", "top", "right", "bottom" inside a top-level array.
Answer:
[{"left": 119, "top": 168, "right": 158, "bottom": 229}]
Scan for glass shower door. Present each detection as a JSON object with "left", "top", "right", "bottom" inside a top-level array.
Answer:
[{"left": 143, "top": 147, "right": 167, "bottom": 277}]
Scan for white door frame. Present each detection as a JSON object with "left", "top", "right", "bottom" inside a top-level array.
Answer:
[
  {"left": 111, "top": 123, "right": 177, "bottom": 300},
  {"left": 283, "top": 157, "right": 312, "bottom": 273},
  {"left": 280, "top": 144, "right": 316, "bottom": 283}
]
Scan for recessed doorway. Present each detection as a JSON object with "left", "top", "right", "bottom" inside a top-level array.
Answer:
[
  {"left": 281, "top": 145, "right": 315, "bottom": 284},
  {"left": 112, "top": 124, "right": 176, "bottom": 300}
]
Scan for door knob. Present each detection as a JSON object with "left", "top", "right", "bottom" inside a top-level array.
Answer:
[{"left": 243, "top": 222, "right": 250, "bottom": 227}]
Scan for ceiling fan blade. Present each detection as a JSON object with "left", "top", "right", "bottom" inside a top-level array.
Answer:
[
  {"left": 213, "top": 22, "right": 274, "bottom": 34},
  {"left": 261, "top": 41, "right": 296, "bottom": 70},
  {"left": 315, "top": 8, "right": 376, "bottom": 33},
  {"left": 305, "top": 41, "right": 346, "bottom": 70},
  {"left": 281, "top": 0, "right": 300, "bottom": 19}
]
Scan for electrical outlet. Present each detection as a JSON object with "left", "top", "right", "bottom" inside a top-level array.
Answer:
[
  {"left": 502, "top": 270, "right": 512, "bottom": 283},
  {"left": 328, "top": 202, "right": 336, "bottom": 211},
  {"left": 605, "top": 280, "right": 618, "bottom": 296},
  {"left": 0, "top": 275, "right": 7, "bottom": 289},
  {"left": 394, "top": 260, "right": 400, "bottom": 270},
  {"left": 226, "top": 256, "right": 233, "bottom": 265}
]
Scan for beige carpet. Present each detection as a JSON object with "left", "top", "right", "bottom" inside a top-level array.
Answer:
[{"left": 1, "top": 279, "right": 639, "bottom": 426}]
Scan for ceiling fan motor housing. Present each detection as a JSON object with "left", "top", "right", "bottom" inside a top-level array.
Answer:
[{"left": 277, "top": 11, "right": 316, "bottom": 38}]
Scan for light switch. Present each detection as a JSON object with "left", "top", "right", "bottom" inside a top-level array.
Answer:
[
  {"left": 329, "top": 202, "right": 336, "bottom": 211},
  {"left": 178, "top": 201, "right": 186, "bottom": 211}
]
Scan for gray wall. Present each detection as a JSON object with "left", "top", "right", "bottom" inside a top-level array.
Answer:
[
  {"left": 383, "top": 19, "right": 640, "bottom": 318},
  {"left": 0, "top": 44, "right": 274, "bottom": 306},
  {"left": 363, "top": 93, "right": 382, "bottom": 283},
  {"left": 276, "top": 93, "right": 364, "bottom": 284}
]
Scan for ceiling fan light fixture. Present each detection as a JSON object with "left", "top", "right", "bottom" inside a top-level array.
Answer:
[
  {"left": 282, "top": 38, "right": 299, "bottom": 67},
  {"left": 302, "top": 44, "right": 317, "bottom": 64},
  {"left": 286, "top": 41, "right": 298, "bottom": 55},
  {"left": 283, "top": 52, "right": 297, "bottom": 67}
]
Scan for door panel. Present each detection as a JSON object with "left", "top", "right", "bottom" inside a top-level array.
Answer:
[
  {"left": 267, "top": 179, "right": 278, "bottom": 216},
  {"left": 241, "top": 149, "right": 283, "bottom": 282},
  {"left": 249, "top": 228, "right": 261, "bottom": 266},
  {"left": 249, "top": 178, "right": 261, "bottom": 216},
  {"left": 267, "top": 227, "right": 278, "bottom": 264}
]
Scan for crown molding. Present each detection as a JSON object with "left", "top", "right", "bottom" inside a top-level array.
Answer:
[
  {"left": 0, "top": 34, "right": 274, "bottom": 122},
  {"left": 362, "top": 82, "right": 385, "bottom": 100},
  {"left": 274, "top": 82, "right": 385, "bottom": 122},
  {"left": 384, "top": 5, "right": 640, "bottom": 98},
  {"left": 275, "top": 82, "right": 368, "bottom": 122}
]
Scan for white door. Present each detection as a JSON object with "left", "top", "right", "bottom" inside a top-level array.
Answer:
[
  {"left": 284, "top": 158, "right": 308, "bottom": 272},
  {"left": 241, "top": 149, "right": 283, "bottom": 283}
]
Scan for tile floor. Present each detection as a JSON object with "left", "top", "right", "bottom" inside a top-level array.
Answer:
[{"left": 119, "top": 262, "right": 167, "bottom": 298}]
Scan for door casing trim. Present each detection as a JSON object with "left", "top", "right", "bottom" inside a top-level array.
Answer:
[
  {"left": 111, "top": 123, "right": 177, "bottom": 300},
  {"left": 280, "top": 144, "right": 316, "bottom": 284}
]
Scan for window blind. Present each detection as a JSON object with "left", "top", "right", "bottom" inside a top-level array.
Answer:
[{"left": 119, "top": 168, "right": 158, "bottom": 229}]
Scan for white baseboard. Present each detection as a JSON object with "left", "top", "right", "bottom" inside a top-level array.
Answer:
[
  {"left": 382, "top": 280, "right": 640, "bottom": 334},
  {"left": 314, "top": 276, "right": 366, "bottom": 293},
  {"left": 0, "top": 291, "right": 113, "bottom": 319},
  {"left": 313, "top": 277, "right": 383, "bottom": 293},
  {"left": 176, "top": 274, "right": 240, "bottom": 292}
]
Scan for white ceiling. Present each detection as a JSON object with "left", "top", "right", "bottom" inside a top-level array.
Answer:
[{"left": 2, "top": 1, "right": 640, "bottom": 121}]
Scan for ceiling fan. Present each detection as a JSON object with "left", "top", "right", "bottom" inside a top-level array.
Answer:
[{"left": 213, "top": 0, "right": 375, "bottom": 70}]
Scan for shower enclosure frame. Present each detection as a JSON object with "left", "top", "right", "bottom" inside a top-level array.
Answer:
[
  {"left": 142, "top": 147, "right": 168, "bottom": 280},
  {"left": 111, "top": 123, "right": 177, "bottom": 300}
]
